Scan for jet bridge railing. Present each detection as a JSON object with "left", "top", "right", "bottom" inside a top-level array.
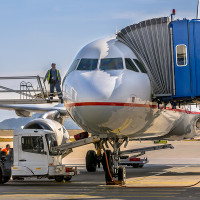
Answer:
[{"left": 0, "top": 76, "right": 59, "bottom": 104}]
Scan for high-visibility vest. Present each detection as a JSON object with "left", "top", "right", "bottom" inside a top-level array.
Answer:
[
  {"left": 47, "top": 69, "right": 60, "bottom": 84},
  {"left": 1, "top": 148, "right": 8, "bottom": 155}
]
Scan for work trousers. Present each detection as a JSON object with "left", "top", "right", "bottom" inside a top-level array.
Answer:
[{"left": 49, "top": 82, "right": 63, "bottom": 100}]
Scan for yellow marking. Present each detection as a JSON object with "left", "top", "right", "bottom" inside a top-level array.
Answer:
[
  {"left": 113, "top": 118, "right": 133, "bottom": 134},
  {"left": 127, "top": 165, "right": 190, "bottom": 184},
  {"left": 0, "top": 194, "right": 174, "bottom": 198},
  {"left": 0, "top": 138, "right": 13, "bottom": 142},
  {"left": 154, "top": 140, "right": 168, "bottom": 144},
  {"left": 12, "top": 167, "right": 18, "bottom": 169},
  {"left": 70, "top": 138, "right": 75, "bottom": 142},
  {"left": 36, "top": 168, "right": 41, "bottom": 169}
]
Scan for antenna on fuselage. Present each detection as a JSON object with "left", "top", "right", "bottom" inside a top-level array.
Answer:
[{"left": 197, "top": 0, "right": 200, "bottom": 18}]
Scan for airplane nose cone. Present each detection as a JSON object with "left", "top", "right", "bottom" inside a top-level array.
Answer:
[{"left": 66, "top": 71, "right": 122, "bottom": 102}]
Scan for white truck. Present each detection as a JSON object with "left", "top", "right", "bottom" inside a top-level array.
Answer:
[{"left": 12, "top": 129, "right": 78, "bottom": 182}]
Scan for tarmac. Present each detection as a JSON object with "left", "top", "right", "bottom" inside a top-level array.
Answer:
[{"left": 1, "top": 140, "right": 200, "bottom": 199}]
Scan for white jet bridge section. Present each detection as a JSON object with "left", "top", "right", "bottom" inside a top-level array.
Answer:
[
  {"left": 117, "top": 17, "right": 174, "bottom": 98},
  {"left": 0, "top": 76, "right": 60, "bottom": 104}
]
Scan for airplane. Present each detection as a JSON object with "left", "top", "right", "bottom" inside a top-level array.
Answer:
[{"left": 1, "top": 2, "right": 200, "bottom": 184}]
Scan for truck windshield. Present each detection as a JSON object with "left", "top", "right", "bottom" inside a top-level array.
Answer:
[
  {"left": 99, "top": 58, "right": 123, "bottom": 70},
  {"left": 45, "top": 134, "right": 59, "bottom": 156}
]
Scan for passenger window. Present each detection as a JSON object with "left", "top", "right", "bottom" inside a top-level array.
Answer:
[
  {"left": 176, "top": 45, "right": 187, "bottom": 66},
  {"left": 67, "top": 59, "right": 80, "bottom": 74},
  {"left": 133, "top": 59, "right": 147, "bottom": 73},
  {"left": 100, "top": 58, "right": 123, "bottom": 70},
  {"left": 77, "top": 59, "right": 98, "bottom": 71},
  {"left": 125, "top": 58, "right": 139, "bottom": 72},
  {"left": 22, "top": 136, "right": 44, "bottom": 154}
]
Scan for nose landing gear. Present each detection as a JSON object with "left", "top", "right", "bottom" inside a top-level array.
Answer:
[
  {"left": 85, "top": 137, "right": 128, "bottom": 185},
  {"left": 102, "top": 138, "right": 128, "bottom": 185}
]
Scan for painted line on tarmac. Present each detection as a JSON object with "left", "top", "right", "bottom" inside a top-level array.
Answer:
[{"left": 126, "top": 165, "right": 190, "bottom": 184}]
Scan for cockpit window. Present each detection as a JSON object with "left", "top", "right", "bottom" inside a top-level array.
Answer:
[
  {"left": 77, "top": 59, "right": 98, "bottom": 71},
  {"left": 125, "top": 58, "right": 139, "bottom": 72},
  {"left": 67, "top": 59, "right": 80, "bottom": 74},
  {"left": 99, "top": 58, "right": 123, "bottom": 70},
  {"left": 133, "top": 59, "right": 147, "bottom": 73}
]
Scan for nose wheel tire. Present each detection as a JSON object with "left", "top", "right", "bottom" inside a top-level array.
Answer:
[
  {"left": 86, "top": 150, "right": 97, "bottom": 172},
  {"left": 118, "top": 166, "right": 126, "bottom": 185}
]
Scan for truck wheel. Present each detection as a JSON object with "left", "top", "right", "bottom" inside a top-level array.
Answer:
[
  {"left": 132, "top": 164, "right": 139, "bottom": 168},
  {"left": 86, "top": 150, "right": 97, "bottom": 172},
  {"left": 64, "top": 176, "right": 72, "bottom": 181},
  {"left": 55, "top": 176, "right": 64, "bottom": 182},
  {"left": 118, "top": 166, "right": 126, "bottom": 185},
  {"left": 0, "top": 169, "right": 3, "bottom": 184},
  {"left": 2, "top": 176, "right": 10, "bottom": 184}
]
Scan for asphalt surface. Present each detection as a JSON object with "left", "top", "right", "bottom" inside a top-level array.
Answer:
[{"left": 1, "top": 141, "right": 200, "bottom": 200}]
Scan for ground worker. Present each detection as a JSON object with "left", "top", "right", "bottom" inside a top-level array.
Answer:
[
  {"left": 1, "top": 144, "right": 10, "bottom": 155},
  {"left": 44, "top": 63, "right": 63, "bottom": 103}
]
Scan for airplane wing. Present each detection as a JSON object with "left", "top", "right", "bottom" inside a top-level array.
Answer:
[{"left": 0, "top": 103, "right": 68, "bottom": 117}]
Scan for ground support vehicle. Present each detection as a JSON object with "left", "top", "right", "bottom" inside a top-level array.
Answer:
[
  {"left": 8, "top": 129, "right": 100, "bottom": 183},
  {"left": 0, "top": 152, "right": 12, "bottom": 184},
  {"left": 120, "top": 157, "right": 148, "bottom": 168}
]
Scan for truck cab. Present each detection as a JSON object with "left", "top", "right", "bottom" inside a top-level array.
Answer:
[{"left": 12, "top": 129, "right": 77, "bottom": 182}]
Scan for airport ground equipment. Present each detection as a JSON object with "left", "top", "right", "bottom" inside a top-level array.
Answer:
[
  {"left": 117, "top": 17, "right": 200, "bottom": 105},
  {"left": 0, "top": 76, "right": 60, "bottom": 104},
  {"left": 120, "top": 157, "right": 148, "bottom": 168},
  {"left": 10, "top": 129, "right": 100, "bottom": 183},
  {"left": 0, "top": 152, "right": 12, "bottom": 184},
  {"left": 12, "top": 129, "right": 79, "bottom": 182}
]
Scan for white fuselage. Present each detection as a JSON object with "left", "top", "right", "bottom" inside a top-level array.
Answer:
[{"left": 62, "top": 37, "right": 200, "bottom": 140}]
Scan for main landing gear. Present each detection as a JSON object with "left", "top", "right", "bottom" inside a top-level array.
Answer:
[{"left": 85, "top": 137, "right": 128, "bottom": 185}]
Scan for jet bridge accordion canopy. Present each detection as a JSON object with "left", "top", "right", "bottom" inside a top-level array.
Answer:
[
  {"left": 117, "top": 17, "right": 173, "bottom": 97},
  {"left": 117, "top": 17, "right": 200, "bottom": 102}
]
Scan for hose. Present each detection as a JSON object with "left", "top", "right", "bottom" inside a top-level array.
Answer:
[{"left": 104, "top": 151, "right": 200, "bottom": 188}]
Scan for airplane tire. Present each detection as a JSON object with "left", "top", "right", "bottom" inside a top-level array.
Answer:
[
  {"left": 86, "top": 150, "right": 97, "bottom": 172},
  {"left": 55, "top": 176, "right": 64, "bottom": 182},
  {"left": 64, "top": 176, "right": 72, "bottom": 181},
  {"left": 118, "top": 166, "right": 126, "bottom": 184},
  {"left": 139, "top": 164, "right": 144, "bottom": 168}
]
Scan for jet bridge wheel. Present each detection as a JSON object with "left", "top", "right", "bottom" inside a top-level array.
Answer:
[{"left": 86, "top": 150, "right": 97, "bottom": 172}]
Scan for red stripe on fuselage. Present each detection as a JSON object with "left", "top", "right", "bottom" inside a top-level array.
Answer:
[{"left": 65, "top": 102, "right": 200, "bottom": 115}]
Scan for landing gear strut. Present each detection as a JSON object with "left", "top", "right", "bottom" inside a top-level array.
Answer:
[{"left": 102, "top": 138, "right": 128, "bottom": 185}]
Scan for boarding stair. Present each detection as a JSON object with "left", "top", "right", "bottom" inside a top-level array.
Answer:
[{"left": 0, "top": 76, "right": 60, "bottom": 104}]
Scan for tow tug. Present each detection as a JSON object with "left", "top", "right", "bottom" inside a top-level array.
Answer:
[{"left": 0, "top": 129, "right": 100, "bottom": 183}]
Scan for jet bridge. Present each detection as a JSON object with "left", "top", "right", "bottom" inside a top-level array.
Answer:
[
  {"left": 117, "top": 17, "right": 200, "bottom": 105},
  {"left": 0, "top": 76, "right": 60, "bottom": 104}
]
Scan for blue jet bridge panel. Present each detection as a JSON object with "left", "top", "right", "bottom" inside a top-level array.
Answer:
[{"left": 172, "top": 19, "right": 200, "bottom": 100}]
